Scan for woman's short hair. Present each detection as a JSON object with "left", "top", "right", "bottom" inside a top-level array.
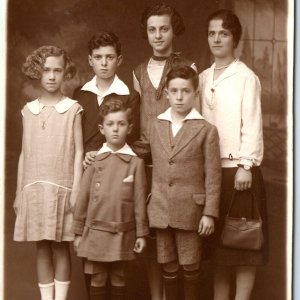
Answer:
[
  {"left": 166, "top": 65, "right": 199, "bottom": 91},
  {"left": 22, "top": 45, "right": 76, "bottom": 80},
  {"left": 88, "top": 32, "right": 121, "bottom": 56},
  {"left": 207, "top": 9, "right": 242, "bottom": 47},
  {"left": 140, "top": 2, "right": 185, "bottom": 38},
  {"left": 99, "top": 98, "right": 133, "bottom": 125}
]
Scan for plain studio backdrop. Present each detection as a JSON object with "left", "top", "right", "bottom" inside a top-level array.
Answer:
[{"left": 4, "top": 0, "right": 289, "bottom": 299}]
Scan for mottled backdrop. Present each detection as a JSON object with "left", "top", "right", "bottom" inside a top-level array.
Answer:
[{"left": 5, "top": 0, "right": 289, "bottom": 299}]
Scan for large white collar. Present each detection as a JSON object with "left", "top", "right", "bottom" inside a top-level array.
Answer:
[
  {"left": 96, "top": 143, "right": 136, "bottom": 156},
  {"left": 81, "top": 75, "right": 129, "bottom": 97},
  {"left": 26, "top": 97, "right": 78, "bottom": 115},
  {"left": 157, "top": 107, "right": 204, "bottom": 122}
]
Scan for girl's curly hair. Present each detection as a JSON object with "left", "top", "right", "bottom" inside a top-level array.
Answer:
[
  {"left": 140, "top": 2, "right": 185, "bottom": 39},
  {"left": 22, "top": 45, "right": 77, "bottom": 80}
]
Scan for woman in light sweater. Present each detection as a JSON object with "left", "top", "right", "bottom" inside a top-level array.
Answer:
[{"left": 199, "top": 9, "right": 268, "bottom": 300}]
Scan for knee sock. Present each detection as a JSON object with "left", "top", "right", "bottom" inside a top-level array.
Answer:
[
  {"left": 183, "top": 268, "right": 201, "bottom": 300},
  {"left": 54, "top": 279, "right": 70, "bottom": 300},
  {"left": 89, "top": 286, "right": 106, "bottom": 300},
  {"left": 110, "top": 285, "right": 125, "bottom": 300},
  {"left": 38, "top": 282, "right": 54, "bottom": 300},
  {"left": 162, "top": 270, "right": 179, "bottom": 300}
]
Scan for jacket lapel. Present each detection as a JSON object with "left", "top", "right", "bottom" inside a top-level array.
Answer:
[
  {"left": 171, "top": 121, "right": 204, "bottom": 157},
  {"left": 154, "top": 120, "right": 173, "bottom": 156}
]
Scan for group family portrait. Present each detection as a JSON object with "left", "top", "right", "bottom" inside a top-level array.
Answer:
[{"left": 3, "top": 0, "right": 291, "bottom": 299}]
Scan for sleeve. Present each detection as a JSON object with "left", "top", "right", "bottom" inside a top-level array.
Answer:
[
  {"left": 127, "top": 91, "right": 140, "bottom": 145},
  {"left": 72, "top": 164, "right": 95, "bottom": 235},
  {"left": 133, "top": 71, "right": 141, "bottom": 95},
  {"left": 239, "top": 74, "right": 264, "bottom": 166},
  {"left": 203, "top": 125, "right": 222, "bottom": 218},
  {"left": 131, "top": 122, "right": 152, "bottom": 161},
  {"left": 133, "top": 159, "right": 149, "bottom": 237}
]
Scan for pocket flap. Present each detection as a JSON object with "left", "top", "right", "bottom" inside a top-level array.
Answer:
[{"left": 192, "top": 194, "right": 205, "bottom": 205}]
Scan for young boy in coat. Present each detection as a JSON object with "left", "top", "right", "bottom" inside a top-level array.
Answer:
[
  {"left": 134, "top": 65, "right": 221, "bottom": 300},
  {"left": 73, "top": 99, "right": 149, "bottom": 300}
]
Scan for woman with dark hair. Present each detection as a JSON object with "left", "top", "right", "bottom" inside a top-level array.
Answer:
[{"left": 199, "top": 9, "right": 268, "bottom": 300}]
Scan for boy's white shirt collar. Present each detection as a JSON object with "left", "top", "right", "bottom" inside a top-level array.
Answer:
[
  {"left": 81, "top": 75, "right": 129, "bottom": 97},
  {"left": 97, "top": 143, "right": 136, "bottom": 156},
  {"left": 26, "top": 97, "right": 78, "bottom": 115},
  {"left": 157, "top": 107, "right": 204, "bottom": 123}
]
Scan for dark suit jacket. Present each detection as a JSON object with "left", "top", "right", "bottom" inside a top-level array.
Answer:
[{"left": 73, "top": 87, "right": 140, "bottom": 154}]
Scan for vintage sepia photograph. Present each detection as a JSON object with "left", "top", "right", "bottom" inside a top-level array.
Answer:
[{"left": 3, "top": 0, "right": 292, "bottom": 299}]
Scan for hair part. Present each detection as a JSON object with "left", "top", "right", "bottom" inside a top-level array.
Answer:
[
  {"left": 88, "top": 32, "right": 121, "bottom": 56},
  {"left": 140, "top": 2, "right": 185, "bottom": 38},
  {"left": 207, "top": 9, "right": 242, "bottom": 47},
  {"left": 99, "top": 98, "right": 133, "bottom": 125},
  {"left": 166, "top": 66, "right": 199, "bottom": 91},
  {"left": 22, "top": 45, "right": 77, "bottom": 80}
]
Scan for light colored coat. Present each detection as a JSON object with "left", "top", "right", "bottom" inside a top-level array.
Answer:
[{"left": 135, "top": 118, "right": 221, "bottom": 231}]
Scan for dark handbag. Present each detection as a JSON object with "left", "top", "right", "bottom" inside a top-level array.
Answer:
[{"left": 221, "top": 190, "right": 264, "bottom": 250}]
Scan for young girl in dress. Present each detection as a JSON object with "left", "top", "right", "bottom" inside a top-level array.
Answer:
[
  {"left": 199, "top": 10, "right": 268, "bottom": 300},
  {"left": 13, "top": 45, "right": 84, "bottom": 300},
  {"left": 73, "top": 99, "right": 149, "bottom": 300}
]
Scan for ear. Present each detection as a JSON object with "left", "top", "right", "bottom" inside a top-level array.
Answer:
[
  {"left": 117, "top": 55, "right": 123, "bottom": 67},
  {"left": 127, "top": 123, "right": 133, "bottom": 135},
  {"left": 88, "top": 55, "right": 93, "bottom": 67},
  {"left": 98, "top": 124, "right": 104, "bottom": 135}
]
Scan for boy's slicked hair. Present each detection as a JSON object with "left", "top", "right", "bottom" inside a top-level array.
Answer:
[
  {"left": 140, "top": 2, "right": 185, "bottom": 38},
  {"left": 22, "top": 45, "right": 77, "bottom": 80},
  {"left": 207, "top": 9, "right": 242, "bottom": 48},
  {"left": 88, "top": 32, "right": 121, "bottom": 56},
  {"left": 166, "top": 66, "right": 199, "bottom": 90},
  {"left": 99, "top": 98, "right": 133, "bottom": 125}
]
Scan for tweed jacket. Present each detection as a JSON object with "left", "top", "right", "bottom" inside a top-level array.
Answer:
[
  {"left": 134, "top": 118, "right": 221, "bottom": 231},
  {"left": 73, "top": 85, "right": 140, "bottom": 154},
  {"left": 73, "top": 151, "right": 149, "bottom": 238}
]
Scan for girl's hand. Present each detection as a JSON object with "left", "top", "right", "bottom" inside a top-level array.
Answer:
[
  {"left": 73, "top": 235, "right": 82, "bottom": 253},
  {"left": 198, "top": 215, "right": 214, "bottom": 236},
  {"left": 68, "top": 190, "right": 79, "bottom": 213},
  {"left": 133, "top": 237, "right": 146, "bottom": 253},
  {"left": 83, "top": 151, "right": 97, "bottom": 169},
  {"left": 13, "top": 193, "right": 21, "bottom": 215},
  {"left": 234, "top": 167, "right": 252, "bottom": 191}
]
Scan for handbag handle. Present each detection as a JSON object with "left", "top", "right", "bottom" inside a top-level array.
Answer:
[{"left": 226, "top": 190, "right": 261, "bottom": 220}]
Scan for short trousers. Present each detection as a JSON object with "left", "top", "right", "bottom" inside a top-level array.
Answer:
[
  {"left": 156, "top": 227, "right": 202, "bottom": 265},
  {"left": 84, "top": 260, "right": 126, "bottom": 276}
]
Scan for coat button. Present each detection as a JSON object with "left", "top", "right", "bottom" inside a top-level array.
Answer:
[
  {"left": 169, "top": 160, "right": 174, "bottom": 165},
  {"left": 169, "top": 182, "right": 173, "bottom": 187},
  {"left": 95, "top": 182, "right": 101, "bottom": 188}
]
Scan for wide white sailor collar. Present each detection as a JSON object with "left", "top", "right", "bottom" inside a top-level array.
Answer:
[{"left": 26, "top": 97, "right": 78, "bottom": 115}]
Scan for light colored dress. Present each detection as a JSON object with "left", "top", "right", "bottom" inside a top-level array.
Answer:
[{"left": 14, "top": 97, "right": 83, "bottom": 242}]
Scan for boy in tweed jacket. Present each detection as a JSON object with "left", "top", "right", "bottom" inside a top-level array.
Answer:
[{"left": 134, "top": 66, "right": 221, "bottom": 300}]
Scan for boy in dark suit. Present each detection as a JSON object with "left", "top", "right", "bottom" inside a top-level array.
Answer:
[
  {"left": 134, "top": 66, "right": 221, "bottom": 300},
  {"left": 74, "top": 32, "right": 140, "bottom": 156}
]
